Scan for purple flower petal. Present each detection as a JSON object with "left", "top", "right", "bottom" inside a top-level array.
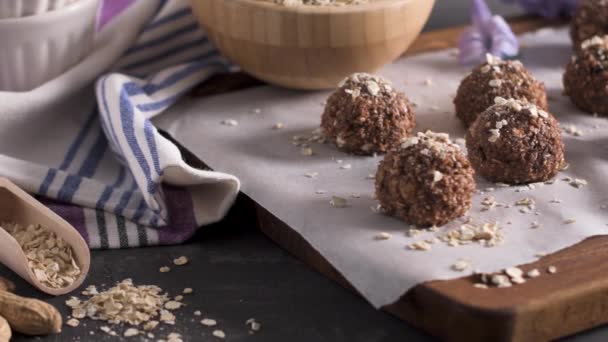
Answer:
[
  {"left": 458, "top": 28, "right": 488, "bottom": 65},
  {"left": 458, "top": 0, "right": 519, "bottom": 66},
  {"left": 487, "top": 16, "right": 519, "bottom": 58},
  {"left": 471, "top": 0, "right": 492, "bottom": 29}
]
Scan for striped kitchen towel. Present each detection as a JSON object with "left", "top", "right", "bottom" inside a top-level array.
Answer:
[{"left": 0, "top": 0, "right": 240, "bottom": 248}]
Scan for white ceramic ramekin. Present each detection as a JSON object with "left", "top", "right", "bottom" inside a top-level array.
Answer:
[
  {"left": 0, "top": 0, "right": 80, "bottom": 19},
  {"left": 0, "top": 0, "right": 99, "bottom": 92}
]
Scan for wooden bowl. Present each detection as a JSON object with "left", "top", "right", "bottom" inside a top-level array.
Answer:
[{"left": 191, "top": 0, "right": 435, "bottom": 89}]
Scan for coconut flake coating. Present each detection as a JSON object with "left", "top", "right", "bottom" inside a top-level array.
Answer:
[
  {"left": 375, "top": 131, "right": 475, "bottom": 227},
  {"left": 321, "top": 73, "right": 415, "bottom": 155},
  {"left": 466, "top": 98, "right": 565, "bottom": 185},
  {"left": 563, "top": 35, "right": 608, "bottom": 116},
  {"left": 454, "top": 54, "right": 547, "bottom": 128},
  {"left": 570, "top": 0, "right": 608, "bottom": 50}
]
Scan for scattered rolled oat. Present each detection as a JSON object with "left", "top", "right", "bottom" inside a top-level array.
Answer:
[
  {"left": 304, "top": 172, "right": 318, "bottom": 178},
  {"left": 515, "top": 198, "right": 535, "bottom": 213},
  {"left": 165, "top": 301, "right": 183, "bottom": 310},
  {"left": 201, "top": 318, "right": 217, "bottom": 327},
  {"left": 407, "top": 241, "right": 432, "bottom": 251},
  {"left": 143, "top": 321, "right": 159, "bottom": 331},
  {"left": 561, "top": 124, "right": 584, "bottom": 136},
  {"left": 406, "top": 228, "right": 423, "bottom": 237},
  {"left": 173, "top": 256, "right": 189, "bottom": 266},
  {"left": 100, "top": 326, "right": 114, "bottom": 335},
  {"left": 374, "top": 232, "right": 392, "bottom": 240},
  {"left": 491, "top": 274, "right": 512, "bottom": 288},
  {"left": 481, "top": 196, "right": 504, "bottom": 211},
  {"left": 66, "top": 318, "right": 80, "bottom": 327},
  {"left": 2, "top": 222, "right": 82, "bottom": 289},
  {"left": 246, "top": 318, "right": 262, "bottom": 333},
  {"left": 451, "top": 259, "right": 471, "bottom": 272},
  {"left": 504, "top": 267, "right": 526, "bottom": 284},
  {"left": 160, "top": 310, "right": 176, "bottom": 325},
  {"left": 82, "top": 285, "right": 98, "bottom": 295},
  {"left": 159, "top": 266, "right": 171, "bottom": 273},
  {"left": 547, "top": 266, "right": 557, "bottom": 274},
  {"left": 527, "top": 269, "right": 541, "bottom": 278},
  {"left": 564, "top": 218, "right": 576, "bottom": 224},
  {"left": 124, "top": 328, "right": 139, "bottom": 337},
  {"left": 221, "top": 119, "right": 238, "bottom": 127},
  {"left": 339, "top": 163, "right": 352, "bottom": 170},
  {"left": 272, "top": 122, "right": 284, "bottom": 129},
  {"left": 212, "top": 330, "right": 226, "bottom": 339},
  {"left": 183, "top": 288, "right": 193, "bottom": 294},
  {"left": 569, "top": 178, "right": 588, "bottom": 188},
  {"left": 166, "top": 332, "right": 183, "bottom": 342},
  {"left": 330, "top": 196, "right": 348, "bottom": 208},
  {"left": 194, "top": 311, "right": 202, "bottom": 316},
  {"left": 370, "top": 204, "right": 383, "bottom": 214},
  {"left": 66, "top": 279, "right": 170, "bottom": 329},
  {"left": 300, "top": 147, "right": 313, "bottom": 156},
  {"left": 439, "top": 222, "right": 503, "bottom": 247},
  {"left": 505, "top": 267, "right": 523, "bottom": 279},
  {"left": 473, "top": 283, "right": 488, "bottom": 289}
]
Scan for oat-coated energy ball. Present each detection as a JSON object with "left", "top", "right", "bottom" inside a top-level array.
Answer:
[
  {"left": 564, "top": 35, "right": 608, "bottom": 116},
  {"left": 466, "top": 97, "right": 565, "bottom": 185},
  {"left": 570, "top": 0, "right": 608, "bottom": 50},
  {"left": 375, "top": 131, "right": 475, "bottom": 227},
  {"left": 454, "top": 54, "right": 547, "bottom": 127},
  {"left": 321, "top": 73, "right": 415, "bottom": 155}
]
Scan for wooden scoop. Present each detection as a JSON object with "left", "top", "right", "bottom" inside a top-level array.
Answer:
[{"left": 0, "top": 178, "right": 90, "bottom": 295}]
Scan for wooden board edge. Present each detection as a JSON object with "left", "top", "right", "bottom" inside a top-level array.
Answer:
[{"left": 256, "top": 202, "right": 608, "bottom": 342}]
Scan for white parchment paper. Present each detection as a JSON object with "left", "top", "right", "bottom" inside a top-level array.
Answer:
[{"left": 155, "top": 28, "right": 608, "bottom": 308}]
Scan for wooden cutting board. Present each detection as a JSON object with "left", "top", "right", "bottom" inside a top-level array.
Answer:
[{"left": 188, "top": 16, "right": 608, "bottom": 342}]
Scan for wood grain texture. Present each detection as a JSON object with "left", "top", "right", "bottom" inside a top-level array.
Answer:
[
  {"left": 257, "top": 206, "right": 608, "bottom": 342},
  {"left": 190, "top": 0, "right": 435, "bottom": 89},
  {"left": 188, "top": 16, "right": 600, "bottom": 342}
]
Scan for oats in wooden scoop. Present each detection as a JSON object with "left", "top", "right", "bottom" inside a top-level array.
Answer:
[{"left": 2, "top": 222, "right": 81, "bottom": 289}]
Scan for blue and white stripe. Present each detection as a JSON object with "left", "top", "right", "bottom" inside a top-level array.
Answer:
[{"left": 5, "top": 0, "right": 240, "bottom": 248}]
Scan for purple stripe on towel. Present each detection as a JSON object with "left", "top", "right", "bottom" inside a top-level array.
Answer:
[
  {"left": 99, "top": 0, "right": 135, "bottom": 29},
  {"left": 156, "top": 185, "right": 198, "bottom": 244},
  {"left": 39, "top": 198, "right": 89, "bottom": 243}
]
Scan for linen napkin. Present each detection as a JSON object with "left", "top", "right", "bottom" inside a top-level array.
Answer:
[{"left": 0, "top": 0, "right": 240, "bottom": 249}]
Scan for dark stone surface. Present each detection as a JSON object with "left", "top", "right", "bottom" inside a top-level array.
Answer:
[
  {"left": 6, "top": 2, "right": 605, "bottom": 341},
  {"left": 3, "top": 196, "right": 433, "bottom": 341}
]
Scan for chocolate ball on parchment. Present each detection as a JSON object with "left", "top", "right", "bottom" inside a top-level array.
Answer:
[
  {"left": 466, "top": 98, "right": 565, "bottom": 185},
  {"left": 564, "top": 35, "right": 608, "bottom": 116},
  {"left": 454, "top": 54, "right": 547, "bottom": 127},
  {"left": 375, "top": 131, "right": 475, "bottom": 227},
  {"left": 570, "top": 0, "right": 608, "bottom": 50},
  {"left": 321, "top": 73, "right": 415, "bottom": 155}
]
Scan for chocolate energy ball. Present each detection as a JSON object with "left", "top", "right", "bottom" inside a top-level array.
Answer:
[
  {"left": 466, "top": 98, "right": 565, "bottom": 185},
  {"left": 564, "top": 35, "right": 608, "bottom": 115},
  {"left": 570, "top": 0, "right": 608, "bottom": 50},
  {"left": 375, "top": 131, "right": 475, "bottom": 227},
  {"left": 454, "top": 54, "right": 548, "bottom": 127},
  {"left": 321, "top": 73, "right": 415, "bottom": 155}
]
